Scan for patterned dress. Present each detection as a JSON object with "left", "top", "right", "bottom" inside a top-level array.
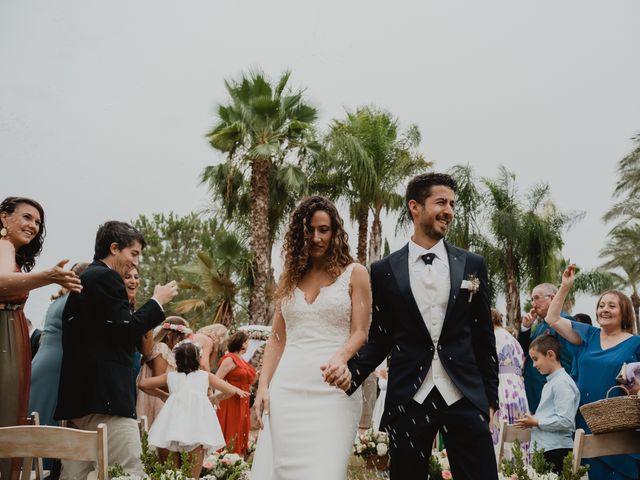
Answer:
[{"left": 491, "top": 327, "right": 529, "bottom": 447}]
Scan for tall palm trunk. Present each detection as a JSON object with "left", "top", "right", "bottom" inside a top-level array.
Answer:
[
  {"left": 249, "top": 156, "right": 272, "bottom": 325},
  {"left": 356, "top": 206, "right": 369, "bottom": 265},
  {"left": 504, "top": 247, "right": 522, "bottom": 329},
  {"left": 368, "top": 205, "right": 383, "bottom": 263},
  {"left": 214, "top": 300, "right": 234, "bottom": 327}
]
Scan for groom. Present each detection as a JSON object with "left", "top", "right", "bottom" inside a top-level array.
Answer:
[{"left": 330, "top": 173, "right": 499, "bottom": 479}]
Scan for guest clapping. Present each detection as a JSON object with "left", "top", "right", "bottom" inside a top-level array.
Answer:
[{"left": 55, "top": 220, "right": 178, "bottom": 479}]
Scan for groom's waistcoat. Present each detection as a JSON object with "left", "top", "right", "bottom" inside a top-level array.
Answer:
[{"left": 408, "top": 239, "right": 463, "bottom": 405}]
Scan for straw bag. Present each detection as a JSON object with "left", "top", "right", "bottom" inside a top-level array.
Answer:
[{"left": 579, "top": 385, "right": 640, "bottom": 434}]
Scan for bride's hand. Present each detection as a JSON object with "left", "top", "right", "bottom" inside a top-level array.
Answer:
[
  {"left": 254, "top": 386, "right": 270, "bottom": 429},
  {"left": 321, "top": 355, "right": 352, "bottom": 392}
]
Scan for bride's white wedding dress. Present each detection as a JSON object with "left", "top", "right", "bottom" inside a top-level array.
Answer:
[{"left": 250, "top": 264, "right": 362, "bottom": 480}]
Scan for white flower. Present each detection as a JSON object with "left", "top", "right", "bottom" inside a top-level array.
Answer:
[
  {"left": 376, "top": 443, "right": 388, "bottom": 456},
  {"left": 223, "top": 453, "right": 241, "bottom": 463}
]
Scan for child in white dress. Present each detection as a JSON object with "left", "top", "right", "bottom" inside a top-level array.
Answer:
[{"left": 139, "top": 340, "right": 248, "bottom": 478}]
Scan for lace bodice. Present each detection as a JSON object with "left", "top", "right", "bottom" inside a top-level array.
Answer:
[{"left": 281, "top": 264, "right": 355, "bottom": 347}]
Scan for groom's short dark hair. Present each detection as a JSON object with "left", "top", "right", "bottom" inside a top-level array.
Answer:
[
  {"left": 93, "top": 221, "right": 146, "bottom": 260},
  {"left": 405, "top": 173, "right": 457, "bottom": 216}
]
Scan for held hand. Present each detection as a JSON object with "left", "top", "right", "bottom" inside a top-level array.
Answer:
[
  {"left": 561, "top": 264, "right": 576, "bottom": 289},
  {"left": 489, "top": 407, "right": 495, "bottom": 425},
  {"left": 47, "top": 259, "right": 82, "bottom": 293},
  {"left": 522, "top": 309, "right": 536, "bottom": 329},
  {"left": 515, "top": 413, "right": 538, "bottom": 429},
  {"left": 253, "top": 387, "right": 270, "bottom": 430},
  {"left": 153, "top": 280, "right": 178, "bottom": 305},
  {"left": 320, "top": 361, "right": 352, "bottom": 392}
]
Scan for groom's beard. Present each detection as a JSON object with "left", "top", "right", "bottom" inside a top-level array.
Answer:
[{"left": 420, "top": 217, "right": 450, "bottom": 241}]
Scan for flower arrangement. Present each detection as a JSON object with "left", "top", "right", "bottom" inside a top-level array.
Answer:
[
  {"left": 428, "top": 449, "right": 453, "bottom": 479},
  {"left": 201, "top": 451, "right": 250, "bottom": 480},
  {"left": 353, "top": 429, "right": 389, "bottom": 458},
  {"left": 162, "top": 323, "right": 193, "bottom": 335},
  {"left": 499, "top": 440, "right": 588, "bottom": 480},
  {"left": 240, "top": 326, "right": 271, "bottom": 341}
]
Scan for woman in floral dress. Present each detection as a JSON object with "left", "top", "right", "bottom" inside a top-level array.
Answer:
[{"left": 490, "top": 309, "right": 529, "bottom": 449}]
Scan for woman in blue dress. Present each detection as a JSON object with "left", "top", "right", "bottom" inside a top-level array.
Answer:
[{"left": 546, "top": 265, "right": 640, "bottom": 480}]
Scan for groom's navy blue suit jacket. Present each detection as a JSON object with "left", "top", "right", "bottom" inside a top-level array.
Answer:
[{"left": 347, "top": 242, "right": 499, "bottom": 430}]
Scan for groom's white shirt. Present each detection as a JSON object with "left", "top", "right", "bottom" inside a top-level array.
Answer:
[{"left": 408, "top": 239, "right": 463, "bottom": 406}]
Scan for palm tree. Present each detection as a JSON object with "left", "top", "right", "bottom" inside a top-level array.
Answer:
[
  {"left": 483, "top": 167, "right": 576, "bottom": 328},
  {"left": 318, "top": 106, "right": 429, "bottom": 264},
  {"left": 174, "top": 228, "right": 252, "bottom": 329},
  {"left": 601, "top": 132, "right": 640, "bottom": 328},
  {"left": 600, "top": 224, "right": 640, "bottom": 323},
  {"left": 446, "top": 164, "right": 485, "bottom": 251},
  {"left": 205, "top": 70, "right": 318, "bottom": 325}
]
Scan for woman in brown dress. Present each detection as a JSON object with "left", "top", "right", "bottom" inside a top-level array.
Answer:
[{"left": 0, "top": 197, "right": 81, "bottom": 479}]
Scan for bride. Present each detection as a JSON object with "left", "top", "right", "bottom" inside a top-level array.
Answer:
[{"left": 250, "top": 196, "right": 371, "bottom": 479}]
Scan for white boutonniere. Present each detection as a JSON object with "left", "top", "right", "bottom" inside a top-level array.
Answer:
[{"left": 460, "top": 274, "right": 480, "bottom": 302}]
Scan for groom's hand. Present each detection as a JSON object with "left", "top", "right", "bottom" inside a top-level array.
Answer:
[{"left": 320, "top": 363, "right": 352, "bottom": 392}]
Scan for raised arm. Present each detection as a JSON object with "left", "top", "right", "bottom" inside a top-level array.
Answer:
[
  {"left": 208, "top": 372, "right": 248, "bottom": 398},
  {"left": 0, "top": 242, "right": 81, "bottom": 296},
  {"left": 253, "top": 303, "right": 287, "bottom": 428},
  {"left": 138, "top": 373, "right": 169, "bottom": 401},
  {"left": 321, "top": 264, "right": 371, "bottom": 388},
  {"left": 545, "top": 265, "right": 582, "bottom": 345}
]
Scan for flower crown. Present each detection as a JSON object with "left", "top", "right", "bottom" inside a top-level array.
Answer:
[
  {"left": 162, "top": 323, "right": 193, "bottom": 336},
  {"left": 173, "top": 338, "right": 203, "bottom": 358}
]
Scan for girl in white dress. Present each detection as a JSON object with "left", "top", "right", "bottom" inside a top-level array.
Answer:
[
  {"left": 251, "top": 196, "right": 372, "bottom": 480},
  {"left": 139, "top": 340, "right": 248, "bottom": 478}
]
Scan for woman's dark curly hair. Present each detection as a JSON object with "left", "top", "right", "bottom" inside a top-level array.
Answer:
[
  {"left": 276, "top": 196, "right": 353, "bottom": 300},
  {"left": 0, "top": 197, "right": 46, "bottom": 272}
]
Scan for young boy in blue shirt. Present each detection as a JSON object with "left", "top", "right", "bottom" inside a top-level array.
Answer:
[{"left": 516, "top": 335, "right": 580, "bottom": 473}]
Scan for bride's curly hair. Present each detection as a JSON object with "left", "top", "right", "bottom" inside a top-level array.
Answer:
[{"left": 276, "top": 196, "right": 353, "bottom": 300}]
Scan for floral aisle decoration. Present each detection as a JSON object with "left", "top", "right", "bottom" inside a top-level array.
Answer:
[
  {"left": 498, "top": 440, "right": 588, "bottom": 480},
  {"left": 201, "top": 450, "right": 250, "bottom": 480},
  {"left": 353, "top": 429, "right": 389, "bottom": 470},
  {"left": 428, "top": 449, "right": 453, "bottom": 479}
]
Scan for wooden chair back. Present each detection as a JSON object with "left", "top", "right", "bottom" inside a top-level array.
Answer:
[
  {"left": 497, "top": 418, "right": 531, "bottom": 464},
  {"left": 0, "top": 422, "right": 108, "bottom": 480},
  {"left": 138, "top": 415, "right": 149, "bottom": 438},
  {"left": 572, "top": 428, "right": 640, "bottom": 473}
]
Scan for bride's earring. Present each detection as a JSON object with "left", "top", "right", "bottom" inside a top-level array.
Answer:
[{"left": 0, "top": 225, "right": 7, "bottom": 238}]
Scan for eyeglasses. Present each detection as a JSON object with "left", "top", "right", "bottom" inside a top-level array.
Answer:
[{"left": 530, "top": 294, "right": 551, "bottom": 303}]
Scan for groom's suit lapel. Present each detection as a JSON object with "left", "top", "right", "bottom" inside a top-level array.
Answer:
[
  {"left": 442, "top": 241, "right": 466, "bottom": 332},
  {"left": 389, "top": 244, "right": 432, "bottom": 339}
]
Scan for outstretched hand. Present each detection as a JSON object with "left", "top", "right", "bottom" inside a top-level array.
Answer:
[
  {"left": 48, "top": 259, "right": 82, "bottom": 293},
  {"left": 561, "top": 264, "right": 576, "bottom": 289},
  {"left": 515, "top": 413, "right": 539, "bottom": 429},
  {"left": 153, "top": 280, "right": 178, "bottom": 305}
]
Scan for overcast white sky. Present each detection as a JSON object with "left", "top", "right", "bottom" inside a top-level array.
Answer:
[{"left": 1, "top": 1, "right": 638, "bottom": 326}]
